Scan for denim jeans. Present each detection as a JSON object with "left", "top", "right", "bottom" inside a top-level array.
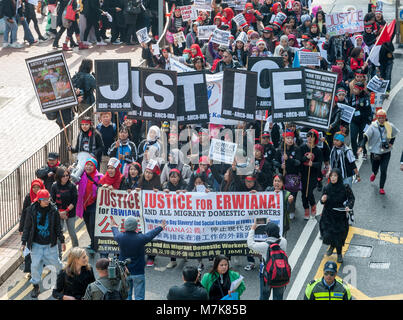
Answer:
[
  {"left": 350, "top": 121, "right": 366, "bottom": 157},
  {"left": 126, "top": 274, "right": 145, "bottom": 300},
  {"left": 30, "top": 243, "right": 62, "bottom": 286},
  {"left": 343, "top": 176, "right": 353, "bottom": 188},
  {"left": 16, "top": 14, "right": 35, "bottom": 44},
  {"left": 62, "top": 217, "right": 79, "bottom": 248},
  {"left": 259, "top": 273, "right": 286, "bottom": 300},
  {"left": 4, "top": 18, "right": 18, "bottom": 44}
]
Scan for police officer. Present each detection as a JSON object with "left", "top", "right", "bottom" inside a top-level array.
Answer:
[{"left": 304, "top": 261, "right": 352, "bottom": 300}]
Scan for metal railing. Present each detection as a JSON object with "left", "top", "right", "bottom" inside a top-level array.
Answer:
[{"left": 0, "top": 1, "right": 171, "bottom": 241}]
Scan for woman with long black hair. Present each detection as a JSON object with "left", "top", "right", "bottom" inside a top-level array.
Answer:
[{"left": 319, "top": 168, "right": 355, "bottom": 263}]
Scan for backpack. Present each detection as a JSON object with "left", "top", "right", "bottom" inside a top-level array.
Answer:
[
  {"left": 263, "top": 240, "right": 291, "bottom": 288},
  {"left": 93, "top": 280, "right": 123, "bottom": 300}
]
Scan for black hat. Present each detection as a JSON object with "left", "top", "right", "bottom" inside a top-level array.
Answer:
[
  {"left": 48, "top": 152, "right": 59, "bottom": 160},
  {"left": 324, "top": 261, "right": 338, "bottom": 273},
  {"left": 265, "top": 222, "right": 280, "bottom": 238}
]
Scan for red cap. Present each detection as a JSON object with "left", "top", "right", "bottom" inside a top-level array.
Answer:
[{"left": 34, "top": 189, "right": 50, "bottom": 202}]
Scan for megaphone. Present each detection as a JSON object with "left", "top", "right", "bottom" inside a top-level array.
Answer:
[{"left": 70, "top": 151, "right": 93, "bottom": 184}]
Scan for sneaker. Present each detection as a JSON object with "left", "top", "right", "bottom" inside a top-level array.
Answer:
[
  {"left": 304, "top": 208, "right": 310, "bottom": 220},
  {"left": 362, "top": 154, "right": 367, "bottom": 161},
  {"left": 146, "top": 260, "right": 154, "bottom": 267},
  {"left": 244, "top": 263, "right": 255, "bottom": 271},
  {"left": 10, "top": 42, "right": 24, "bottom": 48},
  {"left": 289, "top": 213, "right": 295, "bottom": 220},
  {"left": 379, "top": 188, "right": 385, "bottom": 195},
  {"left": 31, "top": 284, "right": 40, "bottom": 298},
  {"left": 96, "top": 41, "right": 107, "bottom": 46},
  {"left": 166, "top": 261, "right": 177, "bottom": 269},
  {"left": 370, "top": 173, "right": 376, "bottom": 182},
  {"left": 337, "top": 254, "right": 343, "bottom": 263},
  {"left": 2, "top": 42, "right": 10, "bottom": 48},
  {"left": 47, "top": 32, "right": 56, "bottom": 39},
  {"left": 112, "top": 40, "right": 123, "bottom": 45},
  {"left": 29, "top": 40, "right": 38, "bottom": 45},
  {"left": 38, "top": 37, "right": 48, "bottom": 43}
]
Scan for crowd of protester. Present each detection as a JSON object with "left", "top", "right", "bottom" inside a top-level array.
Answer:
[{"left": 14, "top": 0, "right": 401, "bottom": 300}]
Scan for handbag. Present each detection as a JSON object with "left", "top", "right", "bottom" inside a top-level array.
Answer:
[
  {"left": 284, "top": 174, "right": 302, "bottom": 193},
  {"left": 165, "top": 30, "right": 174, "bottom": 44},
  {"left": 64, "top": 0, "right": 76, "bottom": 21},
  {"left": 62, "top": 0, "right": 74, "bottom": 28}
]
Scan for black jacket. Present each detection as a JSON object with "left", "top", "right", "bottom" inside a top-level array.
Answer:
[
  {"left": 21, "top": 202, "right": 65, "bottom": 250},
  {"left": 71, "top": 128, "right": 104, "bottom": 160},
  {"left": 50, "top": 181, "right": 78, "bottom": 218},
  {"left": 52, "top": 267, "right": 96, "bottom": 300},
  {"left": 2, "top": 0, "right": 17, "bottom": 19},
  {"left": 36, "top": 162, "right": 60, "bottom": 192},
  {"left": 167, "top": 282, "right": 208, "bottom": 300}
]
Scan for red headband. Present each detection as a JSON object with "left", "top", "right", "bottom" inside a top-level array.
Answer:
[
  {"left": 283, "top": 131, "right": 295, "bottom": 138},
  {"left": 169, "top": 168, "right": 181, "bottom": 176},
  {"left": 245, "top": 176, "right": 256, "bottom": 181},
  {"left": 81, "top": 119, "right": 91, "bottom": 125}
]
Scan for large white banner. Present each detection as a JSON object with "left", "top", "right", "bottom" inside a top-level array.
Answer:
[{"left": 325, "top": 10, "right": 364, "bottom": 36}]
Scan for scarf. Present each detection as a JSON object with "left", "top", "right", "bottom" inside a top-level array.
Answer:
[
  {"left": 30, "top": 179, "right": 45, "bottom": 203},
  {"left": 375, "top": 120, "right": 393, "bottom": 139},
  {"left": 48, "top": 160, "right": 60, "bottom": 168},
  {"left": 100, "top": 168, "right": 123, "bottom": 189}
]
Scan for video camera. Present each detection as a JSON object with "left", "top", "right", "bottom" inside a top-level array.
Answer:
[{"left": 108, "top": 257, "right": 131, "bottom": 281}]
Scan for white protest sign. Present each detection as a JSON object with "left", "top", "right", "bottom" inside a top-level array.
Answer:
[
  {"left": 151, "top": 44, "right": 160, "bottom": 55},
  {"left": 173, "top": 31, "right": 186, "bottom": 44},
  {"left": 367, "top": 75, "right": 389, "bottom": 94},
  {"left": 298, "top": 51, "right": 321, "bottom": 66},
  {"left": 233, "top": 13, "right": 247, "bottom": 26},
  {"left": 209, "top": 138, "right": 238, "bottom": 164},
  {"left": 198, "top": 25, "right": 217, "bottom": 40},
  {"left": 179, "top": 5, "right": 193, "bottom": 21},
  {"left": 325, "top": 10, "right": 364, "bottom": 36},
  {"left": 337, "top": 103, "right": 355, "bottom": 124},
  {"left": 136, "top": 27, "right": 151, "bottom": 44},
  {"left": 211, "top": 29, "right": 230, "bottom": 46}
]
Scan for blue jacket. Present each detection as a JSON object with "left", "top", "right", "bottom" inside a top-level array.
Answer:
[{"left": 112, "top": 226, "right": 163, "bottom": 275}]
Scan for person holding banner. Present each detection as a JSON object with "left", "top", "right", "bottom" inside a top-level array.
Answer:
[
  {"left": 319, "top": 168, "right": 355, "bottom": 263},
  {"left": 120, "top": 162, "right": 142, "bottom": 191},
  {"left": 137, "top": 125, "right": 162, "bottom": 164},
  {"left": 69, "top": 117, "right": 104, "bottom": 170},
  {"left": 201, "top": 255, "right": 245, "bottom": 300},
  {"left": 300, "top": 129, "right": 323, "bottom": 220},
  {"left": 254, "top": 144, "right": 274, "bottom": 190},
  {"left": 358, "top": 109, "right": 399, "bottom": 195},
  {"left": 161, "top": 149, "right": 192, "bottom": 186},
  {"left": 76, "top": 158, "right": 103, "bottom": 254},
  {"left": 99, "top": 157, "right": 124, "bottom": 190}
]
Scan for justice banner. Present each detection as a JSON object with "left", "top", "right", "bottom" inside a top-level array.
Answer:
[
  {"left": 325, "top": 10, "right": 364, "bottom": 37},
  {"left": 26, "top": 51, "right": 78, "bottom": 113},
  {"left": 142, "top": 191, "right": 284, "bottom": 258},
  {"left": 94, "top": 188, "right": 143, "bottom": 253}
]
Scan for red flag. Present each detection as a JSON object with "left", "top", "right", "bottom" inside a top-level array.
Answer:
[{"left": 368, "top": 19, "right": 396, "bottom": 66}]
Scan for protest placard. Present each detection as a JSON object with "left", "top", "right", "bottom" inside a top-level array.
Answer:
[
  {"left": 141, "top": 68, "right": 177, "bottom": 120},
  {"left": 337, "top": 103, "right": 355, "bottom": 124},
  {"left": 94, "top": 188, "right": 143, "bottom": 253},
  {"left": 296, "top": 69, "right": 337, "bottom": 130},
  {"left": 142, "top": 190, "right": 284, "bottom": 258},
  {"left": 298, "top": 51, "right": 321, "bottom": 66},
  {"left": 26, "top": 51, "right": 78, "bottom": 113},
  {"left": 95, "top": 59, "right": 132, "bottom": 112},
  {"left": 235, "top": 0, "right": 247, "bottom": 11},
  {"left": 366, "top": 75, "right": 390, "bottom": 94},
  {"left": 197, "top": 25, "right": 217, "bottom": 40},
  {"left": 193, "top": 0, "right": 212, "bottom": 10},
  {"left": 269, "top": 68, "right": 307, "bottom": 122},
  {"left": 179, "top": 5, "right": 193, "bottom": 21},
  {"left": 221, "top": 69, "right": 257, "bottom": 121},
  {"left": 211, "top": 28, "right": 231, "bottom": 46},
  {"left": 209, "top": 138, "right": 238, "bottom": 164},
  {"left": 247, "top": 57, "right": 283, "bottom": 111},
  {"left": 151, "top": 44, "right": 160, "bottom": 55},
  {"left": 177, "top": 71, "right": 209, "bottom": 124},
  {"left": 325, "top": 10, "right": 364, "bottom": 36},
  {"left": 233, "top": 13, "right": 247, "bottom": 26},
  {"left": 173, "top": 31, "right": 186, "bottom": 44},
  {"left": 136, "top": 27, "right": 151, "bottom": 44}
]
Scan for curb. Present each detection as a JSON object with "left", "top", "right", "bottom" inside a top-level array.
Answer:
[{"left": 0, "top": 225, "right": 23, "bottom": 287}]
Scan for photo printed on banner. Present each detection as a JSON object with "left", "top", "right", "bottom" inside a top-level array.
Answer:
[
  {"left": 26, "top": 51, "right": 77, "bottom": 113},
  {"left": 296, "top": 68, "right": 337, "bottom": 130},
  {"left": 247, "top": 57, "right": 283, "bottom": 110},
  {"left": 95, "top": 59, "right": 132, "bottom": 112},
  {"left": 269, "top": 68, "right": 307, "bottom": 122},
  {"left": 177, "top": 71, "right": 209, "bottom": 124},
  {"left": 141, "top": 68, "right": 177, "bottom": 121},
  {"left": 221, "top": 69, "right": 257, "bottom": 121}
]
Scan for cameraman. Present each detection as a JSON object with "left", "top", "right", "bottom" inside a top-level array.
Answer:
[
  {"left": 167, "top": 266, "right": 208, "bottom": 300},
  {"left": 110, "top": 216, "right": 166, "bottom": 300},
  {"left": 358, "top": 109, "right": 399, "bottom": 195},
  {"left": 83, "top": 258, "right": 128, "bottom": 300}
]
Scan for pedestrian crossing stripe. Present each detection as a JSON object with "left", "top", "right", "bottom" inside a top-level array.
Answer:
[{"left": 314, "top": 226, "right": 403, "bottom": 300}]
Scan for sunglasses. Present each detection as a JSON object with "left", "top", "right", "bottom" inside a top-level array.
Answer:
[{"left": 324, "top": 271, "right": 335, "bottom": 276}]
